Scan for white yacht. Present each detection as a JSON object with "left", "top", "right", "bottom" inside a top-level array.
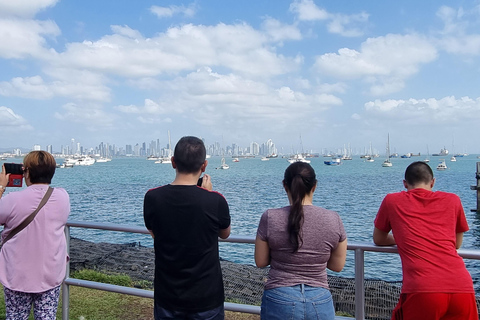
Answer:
[
  {"left": 436, "top": 159, "right": 447, "bottom": 170},
  {"left": 76, "top": 156, "right": 96, "bottom": 166},
  {"left": 287, "top": 154, "right": 311, "bottom": 164}
]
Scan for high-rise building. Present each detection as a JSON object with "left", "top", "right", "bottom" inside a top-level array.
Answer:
[{"left": 250, "top": 142, "right": 259, "bottom": 155}]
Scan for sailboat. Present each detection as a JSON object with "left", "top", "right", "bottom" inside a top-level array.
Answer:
[
  {"left": 423, "top": 145, "right": 430, "bottom": 163},
  {"left": 287, "top": 135, "right": 311, "bottom": 164},
  {"left": 219, "top": 156, "right": 229, "bottom": 169},
  {"left": 341, "top": 144, "right": 353, "bottom": 160},
  {"left": 155, "top": 131, "right": 173, "bottom": 164},
  {"left": 382, "top": 134, "right": 393, "bottom": 167},
  {"left": 365, "top": 142, "right": 375, "bottom": 162}
]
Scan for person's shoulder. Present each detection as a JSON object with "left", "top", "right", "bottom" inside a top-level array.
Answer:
[
  {"left": 263, "top": 206, "right": 289, "bottom": 217},
  {"left": 146, "top": 185, "right": 168, "bottom": 194},
  {"left": 52, "top": 187, "right": 69, "bottom": 197},
  {"left": 201, "top": 188, "right": 228, "bottom": 201},
  {"left": 433, "top": 190, "right": 461, "bottom": 201},
  {"left": 383, "top": 191, "right": 405, "bottom": 200}
]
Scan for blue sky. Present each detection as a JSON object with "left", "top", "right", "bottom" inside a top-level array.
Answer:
[{"left": 1, "top": 0, "right": 480, "bottom": 155}]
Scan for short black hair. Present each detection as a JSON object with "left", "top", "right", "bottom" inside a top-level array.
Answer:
[
  {"left": 404, "top": 161, "right": 433, "bottom": 186},
  {"left": 173, "top": 136, "right": 206, "bottom": 173}
]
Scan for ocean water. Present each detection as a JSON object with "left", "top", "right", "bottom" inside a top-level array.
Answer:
[{"left": 3, "top": 155, "right": 480, "bottom": 285}]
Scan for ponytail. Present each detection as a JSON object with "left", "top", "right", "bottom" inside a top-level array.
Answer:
[{"left": 283, "top": 162, "right": 317, "bottom": 253}]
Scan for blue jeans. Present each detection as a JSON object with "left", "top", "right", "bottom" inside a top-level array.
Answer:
[
  {"left": 154, "top": 303, "right": 224, "bottom": 320},
  {"left": 261, "top": 284, "right": 335, "bottom": 320}
]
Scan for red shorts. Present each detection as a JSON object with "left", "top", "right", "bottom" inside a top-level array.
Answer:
[{"left": 392, "top": 293, "right": 478, "bottom": 320}]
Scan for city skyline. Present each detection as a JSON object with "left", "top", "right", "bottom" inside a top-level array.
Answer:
[{"left": 1, "top": 1, "right": 480, "bottom": 154}]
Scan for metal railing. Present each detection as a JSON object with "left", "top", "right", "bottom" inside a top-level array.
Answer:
[{"left": 61, "top": 220, "right": 480, "bottom": 320}]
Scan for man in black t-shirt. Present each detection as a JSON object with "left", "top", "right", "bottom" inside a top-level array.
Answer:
[{"left": 144, "top": 136, "right": 231, "bottom": 320}]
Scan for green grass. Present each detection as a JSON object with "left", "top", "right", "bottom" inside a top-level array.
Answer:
[
  {"left": 0, "top": 270, "right": 350, "bottom": 319},
  {"left": 0, "top": 270, "right": 155, "bottom": 320}
]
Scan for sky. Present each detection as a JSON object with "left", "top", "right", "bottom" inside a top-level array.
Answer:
[{"left": 1, "top": 0, "right": 480, "bottom": 155}]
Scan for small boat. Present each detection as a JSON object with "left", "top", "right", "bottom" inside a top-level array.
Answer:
[
  {"left": 232, "top": 158, "right": 239, "bottom": 162},
  {"left": 382, "top": 134, "right": 393, "bottom": 167},
  {"left": 365, "top": 156, "right": 374, "bottom": 162},
  {"left": 450, "top": 156, "right": 456, "bottom": 162},
  {"left": 436, "top": 159, "right": 447, "bottom": 170},
  {"left": 424, "top": 145, "right": 430, "bottom": 163},
  {"left": 261, "top": 157, "right": 269, "bottom": 161},
  {"left": 218, "top": 157, "right": 229, "bottom": 170},
  {"left": 287, "top": 154, "right": 311, "bottom": 164},
  {"left": 324, "top": 158, "right": 341, "bottom": 166},
  {"left": 96, "top": 157, "right": 112, "bottom": 163}
]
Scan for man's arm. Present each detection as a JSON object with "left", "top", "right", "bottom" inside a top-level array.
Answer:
[
  {"left": 373, "top": 227, "right": 396, "bottom": 246},
  {"left": 218, "top": 225, "right": 231, "bottom": 239},
  {"left": 148, "top": 229, "right": 154, "bottom": 239},
  {"left": 456, "top": 232, "right": 464, "bottom": 249}
]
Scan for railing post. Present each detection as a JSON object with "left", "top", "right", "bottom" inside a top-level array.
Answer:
[
  {"left": 354, "top": 248, "right": 365, "bottom": 320},
  {"left": 471, "top": 162, "right": 480, "bottom": 212},
  {"left": 62, "top": 226, "right": 71, "bottom": 320}
]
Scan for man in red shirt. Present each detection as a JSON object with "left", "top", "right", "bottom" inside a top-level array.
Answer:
[{"left": 373, "top": 161, "right": 478, "bottom": 320}]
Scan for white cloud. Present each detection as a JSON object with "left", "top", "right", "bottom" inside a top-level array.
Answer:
[
  {"left": 261, "top": 17, "right": 302, "bottom": 42},
  {"left": 0, "top": 106, "right": 28, "bottom": 125},
  {"left": 150, "top": 3, "right": 197, "bottom": 19},
  {"left": 327, "top": 12, "right": 369, "bottom": 37},
  {"left": 435, "top": 5, "right": 480, "bottom": 55},
  {"left": 115, "top": 99, "right": 170, "bottom": 115},
  {"left": 0, "top": 74, "right": 111, "bottom": 102},
  {"left": 0, "top": 106, "right": 33, "bottom": 131},
  {"left": 364, "top": 96, "right": 480, "bottom": 124},
  {"left": 0, "top": 0, "right": 59, "bottom": 19},
  {"left": 314, "top": 34, "right": 437, "bottom": 95},
  {"left": 53, "top": 23, "right": 301, "bottom": 79},
  {"left": 115, "top": 67, "right": 342, "bottom": 136},
  {"left": 290, "top": 0, "right": 368, "bottom": 37},
  {"left": 54, "top": 103, "right": 117, "bottom": 130},
  {"left": 0, "top": 19, "right": 60, "bottom": 59},
  {"left": 0, "top": 76, "right": 53, "bottom": 99},
  {"left": 289, "top": 0, "right": 329, "bottom": 21}
]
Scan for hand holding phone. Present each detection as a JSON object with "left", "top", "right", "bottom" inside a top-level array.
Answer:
[{"left": 4, "top": 163, "right": 23, "bottom": 187}]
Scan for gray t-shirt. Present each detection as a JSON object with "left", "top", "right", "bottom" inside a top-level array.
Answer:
[{"left": 256, "top": 205, "right": 346, "bottom": 290}]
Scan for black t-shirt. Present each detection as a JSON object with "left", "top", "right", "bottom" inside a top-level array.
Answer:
[{"left": 143, "top": 184, "right": 230, "bottom": 312}]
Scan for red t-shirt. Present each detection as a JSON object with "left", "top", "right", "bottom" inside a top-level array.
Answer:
[{"left": 374, "top": 188, "right": 474, "bottom": 293}]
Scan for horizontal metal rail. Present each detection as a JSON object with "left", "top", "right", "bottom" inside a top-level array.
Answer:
[{"left": 62, "top": 220, "right": 480, "bottom": 320}]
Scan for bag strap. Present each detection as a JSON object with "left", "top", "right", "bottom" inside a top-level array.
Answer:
[{"left": 1, "top": 187, "right": 54, "bottom": 246}]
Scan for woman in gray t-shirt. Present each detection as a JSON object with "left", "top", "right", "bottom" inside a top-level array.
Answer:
[{"left": 255, "top": 162, "right": 347, "bottom": 320}]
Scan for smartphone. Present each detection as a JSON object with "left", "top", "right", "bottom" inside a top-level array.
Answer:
[
  {"left": 197, "top": 177, "right": 203, "bottom": 186},
  {"left": 4, "top": 163, "right": 24, "bottom": 187}
]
